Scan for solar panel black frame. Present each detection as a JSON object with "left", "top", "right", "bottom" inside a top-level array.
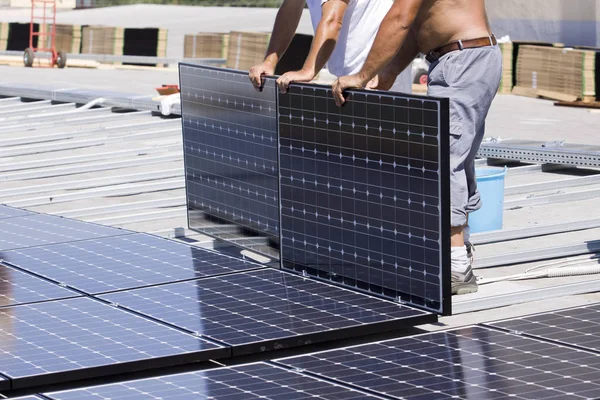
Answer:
[
  {"left": 0, "top": 233, "right": 267, "bottom": 295},
  {"left": 0, "top": 297, "right": 228, "bottom": 390},
  {"left": 0, "top": 262, "right": 80, "bottom": 308},
  {"left": 277, "top": 83, "right": 451, "bottom": 316},
  {"left": 43, "top": 362, "right": 385, "bottom": 400},
  {"left": 179, "top": 63, "right": 280, "bottom": 241},
  {"left": 274, "top": 325, "right": 600, "bottom": 400},
  {"left": 483, "top": 302, "right": 600, "bottom": 355},
  {"left": 99, "top": 269, "right": 435, "bottom": 357}
]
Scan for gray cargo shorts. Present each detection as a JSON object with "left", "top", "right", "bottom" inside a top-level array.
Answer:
[{"left": 427, "top": 44, "right": 502, "bottom": 227}]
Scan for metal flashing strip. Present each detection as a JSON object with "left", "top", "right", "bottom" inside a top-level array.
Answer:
[
  {"left": 472, "top": 219, "right": 600, "bottom": 245},
  {"left": 475, "top": 240, "right": 600, "bottom": 269},
  {"left": 453, "top": 279, "right": 600, "bottom": 314},
  {"left": 478, "top": 139, "right": 600, "bottom": 168},
  {"left": 505, "top": 174, "right": 600, "bottom": 196},
  {"left": 505, "top": 186, "right": 600, "bottom": 208}
]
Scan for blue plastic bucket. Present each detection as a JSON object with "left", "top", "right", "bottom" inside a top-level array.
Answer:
[{"left": 468, "top": 167, "right": 508, "bottom": 234}]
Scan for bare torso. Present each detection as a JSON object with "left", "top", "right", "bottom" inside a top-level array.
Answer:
[{"left": 412, "top": 0, "right": 492, "bottom": 53}]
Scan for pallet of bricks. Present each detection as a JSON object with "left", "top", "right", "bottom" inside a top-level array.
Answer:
[
  {"left": 513, "top": 44, "right": 597, "bottom": 103},
  {"left": 42, "top": 24, "right": 82, "bottom": 54},
  {"left": 184, "top": 33, "right": 229, "bottom": 63},
  {"left": 81, "top": 25, "right": 167, "bottom": 67},
  {"left": 0, "top": 22, "right": 8, "bottom": 52}
]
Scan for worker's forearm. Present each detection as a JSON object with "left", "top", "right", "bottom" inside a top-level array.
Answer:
[
  {"left": 264, "top": 1, "right": 304, "bottom": 66},
  {"left": 301, "top": 19, "right": 341, "bottom": 76}
]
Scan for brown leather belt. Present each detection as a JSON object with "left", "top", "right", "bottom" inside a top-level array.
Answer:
[{"left": 425, "top": 34, "right": 497, "bottom": 63}]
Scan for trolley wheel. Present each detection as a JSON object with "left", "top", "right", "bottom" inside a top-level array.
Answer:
[
  {"left": 56, "top": 51, "right": 67, "bottom": 69},
  {"left": 23, "top": 48, "right": 34, "bottom": 67}
]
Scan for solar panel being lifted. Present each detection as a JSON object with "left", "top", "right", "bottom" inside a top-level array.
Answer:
[
  {"left": 1, "top": 233, "right": 265, "bottom": 294},
  {"left": 43, "top": 363, "right": 384, "bottom": 400},
  {"left": 278, "top": 84, "right": 450, "bottom": 315},
  {"left": 484, "top": 302, "right": 600, "bottom": 354},
  {"left": 100, "top": 268, "right": 434, "bottom": 356},
  {"left": 179, "top": 64, "right": 280, "bottom": 239},
  {"left": 275, "top": 325, "right": 600, "bottom": 399}
]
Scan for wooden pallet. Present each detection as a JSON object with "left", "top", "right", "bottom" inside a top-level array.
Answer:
[{"left": 554, "top": 100, "right": 600, "bottom": 109}]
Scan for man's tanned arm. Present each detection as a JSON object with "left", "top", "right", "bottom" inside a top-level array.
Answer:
[
  {"left": 332, "top": 0, "right": 423, "bottom": 104},
  {"left": 249, "top": 0, "right": 305, "bottom": 90}
]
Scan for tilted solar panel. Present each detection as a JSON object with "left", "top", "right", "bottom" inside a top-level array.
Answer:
[
  {"left": 1, "top": 233, "right": 266, "bottom": 294},
  {"left": 43, "top": 363, "right": 384, "bottom": 400},
  {"left": 0, "top": 205, "right": 33, "bottom": 219},
  {"left": 484, "top": 302, "right": 600, "bottom": 354},
  {"left": 275, "top": 326, "right": 600, "bottom": 399},
  {"left": 100, "top": 269, "right": 434, "bottom": 356},
  {"left": 0, "top": 297, "right": 226, "bottom": 389},
  {"left": 180, "top": 64, "right": 280, "bottom": 239},
  {"left": 278, "top": 84, "right": 451, "bottom": 315}
]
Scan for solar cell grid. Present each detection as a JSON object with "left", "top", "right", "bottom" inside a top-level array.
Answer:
[
  {"left": 0, "top": 263, "right": 79, "bottom": 308},
  {"left": 100, "top": 269, "right": 433, "bottom": 356},
  {"left": 44, "top": 363, "right": 384, "bottom": 400},
  {"left": 0, "top": 214, "right": 131, "bottom": 251},
  {"left": 0, "top": 297, "right": 226, "bottom": 389},
  {"left": 485, "top": 303, "right": 600, "bottom": 354},
  {"left": 1, "top": 233, "right": 265, "bottom": 294},
  {"left": 0, "top": 205, "right": 33, "bottom": 219},
  {"left": 278, "top": 84, "right": 450, "bottom": 314},
  {"left": 275, "top": 326, "right": 600, "bottom": 400},
  {"left": 180, "top": 64, "right": 280, "bottom": 238}
]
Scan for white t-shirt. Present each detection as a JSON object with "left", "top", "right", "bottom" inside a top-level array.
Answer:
[{"left": 305, "top": 0, "right": 393, "bottom": 77}]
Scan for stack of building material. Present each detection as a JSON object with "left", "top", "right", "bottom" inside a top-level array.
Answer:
[
  {"left": 497, "top": 41, "right": 513, "bottom": 94},
  {"left": 0, "top": 23, "right": 8, "bottom": 51},
  {"left": 6, "top": 22, "right": 37, "bottom": 51},
  {"left": 122, "top": 27, "right": 167, "bottom": 65},
  {"left": 515, "top": 45, "right": 597, "bottom": 101},
  {"left": 226, "top": 31, "right": 270, "bottom": 71},
  {"left": 81, "top": 25, "right": 124, "bottom": 56},
  {"left": 49, "top": 24, "right": 82, "bottom": 54},
  {"left": 184, "top": 33, "right": 229, "bottom": 60}
]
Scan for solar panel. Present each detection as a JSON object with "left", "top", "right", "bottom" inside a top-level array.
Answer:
[
  {"left": 43, "top": 363, "right": 384, "bottom": 400},
  {"left": 484, "top": 303, "right": 600, "bottom": 354},
  {"left": 275, "top": 325, "right": 600, "bottom": 399},
  {"left": 0, "top": 263, "right": 79, "bottom": 308},
  {"left": 0, "top": 297, "right": 226, "bottom": 389},
  {"left": 180, "top": 63, "right": 279, "bottom": 238},
  {"left": 278, "top": 84, "right": 450, "bottom": 315},
  {"left": 0, "top": 214, "right": 131, "bottom": 251},
  {"left": 0, "top": 205, "right": 33, "bottom": 219},
  {"left": 100, "top": 269, "right": 434, "bottom": 356},
  {"left": 1, "top": 233, "right": 266, "bottom": 294}
]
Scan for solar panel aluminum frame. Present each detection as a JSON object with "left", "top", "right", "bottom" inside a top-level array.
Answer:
[
  {"left": 179, "top": 63, "right": 281, "bottom": 243},
  {"left": 277, "top": 82, "right": 451, "bottom": 316}
]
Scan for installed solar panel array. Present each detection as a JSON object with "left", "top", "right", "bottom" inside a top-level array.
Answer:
[
  {"left": 180, "top": 65, "right": 280, "bottom": 238},
  {"left": 179, "top": 64, "right": 451, "bottom": 315}
]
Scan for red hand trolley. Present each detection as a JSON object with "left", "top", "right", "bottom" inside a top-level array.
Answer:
[{"left": 23, "top": 0, "right": 66, "bottom": 68}]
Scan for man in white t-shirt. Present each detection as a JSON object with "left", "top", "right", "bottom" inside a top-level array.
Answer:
[{"left": 248, "top": 0, "right": 411, "bottom": 94}]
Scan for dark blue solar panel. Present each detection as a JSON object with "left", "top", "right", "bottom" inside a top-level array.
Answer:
[
  {"left": 0, "top": 263, "right": 79, "bottom": 307},
  {"left": 278, "top": 84, "right": 450, "bottom": 315},
  {"left": 100, "top": 269, "right": 433, "bottom": 356},
  {"left": 180, "top": 64, "right": 279, "bottom": 238},
  {"left": 275, "top": 326, "right": 600, "bottom": 400},
  {"left": 0, "top": 297, "right": 226, "bottom": 390},
  {"left": 0, "top": 205, "right": 33, "bottom": 219},
  {"left": 485, "top": 303, "right": 600, "bottom": 354},
  {"left": 1, "top": 233, "right": 265, "bottom": 294},
  {"left": 44, "top": 363, "right": 383, "bottom": 400},
  {"left": 0, "top": 214, "right": 131, "bottom": 251}
]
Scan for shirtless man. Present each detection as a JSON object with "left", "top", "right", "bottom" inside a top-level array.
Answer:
[{"left": 332, "top": 0, "right": 502, "bottom": 295}]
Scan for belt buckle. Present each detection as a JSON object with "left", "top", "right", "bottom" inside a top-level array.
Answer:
[{"left": 426, "top": 51, "right": 440, "bottom": 63}]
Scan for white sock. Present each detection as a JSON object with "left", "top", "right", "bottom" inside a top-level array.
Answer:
[{"left": 451, "top": 246, "right": 470, "bottom": 273}]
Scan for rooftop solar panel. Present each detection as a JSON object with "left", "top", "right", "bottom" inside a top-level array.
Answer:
[
  {"left": 100, "top": 269, "right": 434, "bottom": 356},
  {"left": 44, "top": 363, "right": 384, "bottom": 400},
  {"left": 1, "top": 233, "right": 266, "bottom": 294},
  {"left": 275, "top": 326, "right": 600, "bottom": 400},
  {"left": 0, "top": 263, "right": 79, "bottom": 308},
  {"left": 0, "top": 205, "right": 33, "bottom": 219},
  {"left": 484, "top": 303, "right": 600, "bottom": 354},
  {"left": 180, "top": 64, "right": 279, "bottom": 239},
  {"left": 0, "top": 297, "right": 226, "bottom": 389},
  {"left": 0, "top": 214, "right": 131, "bottom": 251},
  {"left": 278, "top": 84, "right": 450, "bottom": 315}
]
